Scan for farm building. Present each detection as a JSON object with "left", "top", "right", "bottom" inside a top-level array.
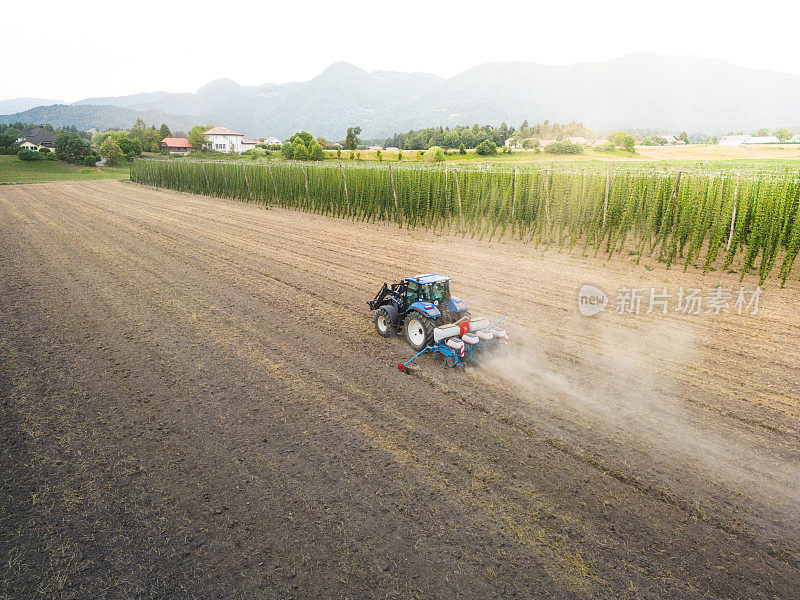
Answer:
[
  {"left": 368, "top": 145, "right": 383, "bottom": 151},
  {"left": 743, "top": 136, "right": 780, "bottom": 145},
  {"left": 719, "top": 135, "right": 781, "bottom": 145},
  {"left": 203, "top": 127, "right": 259, "bottom": 153},
  {"left": 264, "top": 136, "right": 282, "bottom": 146},
  {"left": 788, "top": 134, "right": 800, "bottom": 143},
  {"left": 160, "top": 137, "right": 192, "bottom": 154},
  {"left": 15, "top": 127, "right": 56, "bottom": 152},
  {"left": 718, "top": 135, "right": 751, "bottom": 146}
]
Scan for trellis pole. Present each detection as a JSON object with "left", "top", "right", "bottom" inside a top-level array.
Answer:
[
  {"left": 338, "top": 160, "right": 349, "bottom": 215},
  {"left": 266, "top": 161, "right": 279, "bottom": 202},
  {"left": 538, "top": 168, "right": 552, "bottom": 234},
  {"left": 671, "top": 170, "right": 682, "bottom": 221},
  {"left": 200, "top": 162, "right": 210, "bottom": 192},
  {"left": 545, "top": 170, "right": 551, "bottom": 232},
  {"left": 242, "top": 163, "right": 252, "bottom": 202},
  {"left": 603, "top": 163, "right": 611, "bottom": 226},
  {"left": 511, "top": 164, "right": 518, "bottom": 228},
  {"left": 388, "top": 163, "right": 399, "bottom": 220},
  {"left": 301, "top": 163, "right": 311, "bottom": 209},
  {"left": 444, "top": 166, "right": 449, "bottom": 233},
  {"left": 726, "top": 170, "right": 741, "bottom": 252},
  {"left": 453, "top": 168, "right": 463, "bottom": 234}
]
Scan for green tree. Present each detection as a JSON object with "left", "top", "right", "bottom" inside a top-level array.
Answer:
[
  {"left": 497, "top": 122, "right": 510, "bottom": 146},
  {"left": 159, "top": 124, "right": 171, "bottom": 140},
  {"left": 544, "top": 140, "right": 582, "bottom": 155},
  {"left": 130, "top": 119, "right": 159, "bottom": 151},
  {"left": 344, "top": 126, "right": 362, "bottom": 150},
  {"left": 188, "top": 125, "right": 212, "bottom": 150},
  {"left": 115, "top": 136, "right": 142, "bottom": 158},
  {"left": 100, "top": 138, "right": 124, "bottom": 165},
  {"left": 293, "top": 142, "right": 308, "bottom": 160},
  {"left": 308, "top": 141, "right": 325, "bottom": 161},
  {"left": 607, "top": 131, "right": 635, "bottom": 152},
  {"left": 280, "top": 143, "right": 294, "bottom": 159},
  {"left": 290, "top": 131, "right": 314, "bottom": 146},
  {"left": 397, "top": 150, "right": 402, "bottom": 161},
  {"left": 678, "top": 131, "right": 689, "bottom": 144},
  {"left": 458, "top": 143, "right": 466, "bottom": 155},
  {"left": 773, "top": 128, "right": 792, "bottom": 142},
  {"left": 424, "top": 146, "right": 445, "bottom": 162},
  {"left": 55, "top": 131, "right": 91, "bottom": 163},
  {"left": 475, "top": 140, "right": 497, "bottom": 156},
  {"left": 752, "top": 127, "right": 769, "bottom": 137}
]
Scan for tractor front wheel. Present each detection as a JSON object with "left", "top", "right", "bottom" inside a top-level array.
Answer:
[
  {"left": 375, "top": 308, "right": 393, "bottom": 337},
  {"left": 404, "top": 312, "right": 434, "bottom": 352}
]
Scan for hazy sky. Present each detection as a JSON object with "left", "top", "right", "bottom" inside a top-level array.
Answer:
[{"left": 3, "top": 0, "right": 799, "bottom": 101}]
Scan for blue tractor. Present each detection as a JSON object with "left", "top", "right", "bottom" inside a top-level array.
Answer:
[{"left": 368, "top": 274, "right": 470, "bottom": 351}]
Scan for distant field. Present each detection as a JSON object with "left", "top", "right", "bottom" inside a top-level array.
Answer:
[
  {"left": 0, "top": 155, "right": 130, "bottom": 184},
  {"left": 328, "top": 144, "right": 800, "bottom": 165},
  {"left": 635, "top": 143, "right": 800, "bottom": 161}
]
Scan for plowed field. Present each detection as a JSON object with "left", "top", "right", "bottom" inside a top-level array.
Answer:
[{"left": 2, "top": 180, "right": 798, "bottom": 599}]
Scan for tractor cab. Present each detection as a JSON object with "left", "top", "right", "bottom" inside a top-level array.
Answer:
[
  {"left": 368, "top": 273, "right": 470, "bottom": 351},
  {"left": 403, "top": 274, "right": 451, "bottom": 311}
]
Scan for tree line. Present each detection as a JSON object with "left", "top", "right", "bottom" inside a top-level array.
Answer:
[{"left": 384, "top": 120, "right": 596, "bottom": 150}]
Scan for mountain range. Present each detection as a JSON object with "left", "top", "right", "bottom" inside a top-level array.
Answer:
[{"left": 2, "top": 53, "right": 799, "bottom": 140}]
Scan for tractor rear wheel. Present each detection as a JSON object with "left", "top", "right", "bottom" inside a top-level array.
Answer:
[
  {"left": 374, "top": 308, "right": 393, "bottom": 337},
  {"left": 404, "top": 312, "right": 434, "bottom": 351}
]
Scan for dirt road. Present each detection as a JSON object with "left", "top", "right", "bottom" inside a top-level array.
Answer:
[{"left": 1, "top": 180, "right": 798, "bottom": 599}]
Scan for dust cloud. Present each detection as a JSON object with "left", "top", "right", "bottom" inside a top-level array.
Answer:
[{"left": 479, "top": 315, "right": 800, "bottom": 517}]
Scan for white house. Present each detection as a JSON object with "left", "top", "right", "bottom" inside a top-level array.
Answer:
[
  {"left": 264, "top": 136, "right": 282, "bottom": 146},
  {"left": 788, "top": 134, "right": 800, "bottom": 143},
  {"left": 743, "top": 136, "right": 780, "bottom": 145},
  {"left": 203, "top": 127, "right": 259, "bottom": 153},
  {"left": 718, "top": 135, "right": 750, "bottom": 146}
]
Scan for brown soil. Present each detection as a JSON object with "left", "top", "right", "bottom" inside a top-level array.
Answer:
[{"left": 1, "top": 180, "right": 798, "bottom": 599}]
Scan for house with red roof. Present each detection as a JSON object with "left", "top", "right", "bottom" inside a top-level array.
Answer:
[
  {"left": 203, "top": 126, "right": 259, "bottom": 153},
  {"left": 160, "top": 137, "right": 192, "bottom": 154}
]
